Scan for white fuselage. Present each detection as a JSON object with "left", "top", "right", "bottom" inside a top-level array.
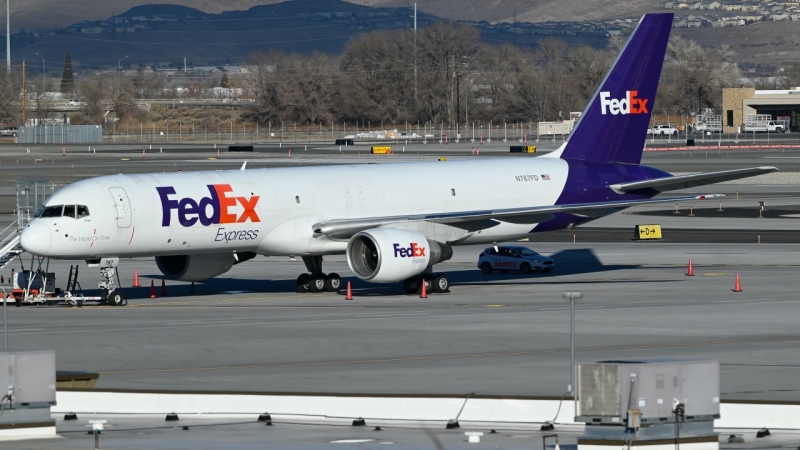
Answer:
[{"left": 21, "top": 158, "right": 571, "bottom": 259}]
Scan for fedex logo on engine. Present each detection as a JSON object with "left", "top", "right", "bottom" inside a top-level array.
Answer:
[
  {"left": 157, "top": 184, "right": 260, "bottom": 227},
  {"left": 393, "top": 242, "right": 426, "bottom": 258},
  {"left": 599, "top": 91, "right": 649, "bottom": 115}
]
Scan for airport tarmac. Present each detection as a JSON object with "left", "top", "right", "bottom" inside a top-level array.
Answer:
[
  {"left": 0, "top": 141, "right": 798, "bottom": 403},
  {"left": 5, "top": 418, "right": 797, "bottom": 450},
  {"left": 3, "top": 241, "right": 800, "bottom": 401}
]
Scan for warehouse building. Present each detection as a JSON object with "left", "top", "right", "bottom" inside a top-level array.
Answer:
[{"left": 722, "top": 87, "right": 800, "bottom": 133}]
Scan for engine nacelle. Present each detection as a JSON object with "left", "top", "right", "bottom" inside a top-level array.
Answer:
[
  {"left": 156, "top": 252, "right": 255, "bottom": 282},
  {"left": 346, "top": 228, "right": 452, "bottom": 283}
]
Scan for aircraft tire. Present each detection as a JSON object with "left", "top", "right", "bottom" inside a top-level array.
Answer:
[
  {"left": 420, "top": 273, "right": 434, "bottom": 294},
  {"left": 108, "top": 290, "right": 125, "bottom": 306},
  {"left": 309, "top": 274, "right": 326, "bottom": 293},
  {"left": 296, "top": 274, "right": 310, "bottom": 293},
  {"left": 325, "top": 273, "right": 341, "bottom": 293},
  {"left": 403, "top": 276, "right": 421, "bottom": 295},
  {"left": 432, "top": 274, "right": 450, "bottom": 293}
]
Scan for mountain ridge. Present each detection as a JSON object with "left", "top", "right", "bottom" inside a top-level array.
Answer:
[{"left": 9, "top": 0, "right": 658, "bottom": 31}]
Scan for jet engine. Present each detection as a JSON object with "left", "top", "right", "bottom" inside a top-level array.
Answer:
[
  {"left": 156, "top": 252, "right": 256, "bottom": 282},
  {"left": 346, "top": 228, "right": 452, "bottom": 283}
]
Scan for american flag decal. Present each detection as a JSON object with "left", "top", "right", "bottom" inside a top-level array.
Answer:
[{"left": 541, "top": 174, "right": 551, "bottom": 180}]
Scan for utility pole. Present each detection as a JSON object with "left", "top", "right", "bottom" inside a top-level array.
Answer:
[
  {"left": 21, "top": 59, "right": 25, "bottom": 125},
  {"left": 414, "top": 3, "right": 417, "bottom": 102},
  {"left": 35, "top": 52, "right": 44, "bottom": 94},
  {"left": 453, "top": 72, "right": 461, "bottom": 130},
  {"left": 6, "top": 0, "right": 9, "bottom": 73}
]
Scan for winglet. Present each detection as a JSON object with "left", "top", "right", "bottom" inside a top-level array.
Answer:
[{"left": 240, "top": 161, "right": 247, "bottom": 171}]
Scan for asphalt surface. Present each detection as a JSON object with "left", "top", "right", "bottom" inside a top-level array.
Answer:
[
  {"left": 6, "top": 417, "right": 798, "bottom": 450},
  {"left": 3, "top": 242, "right": 800, "bottom": 401}
]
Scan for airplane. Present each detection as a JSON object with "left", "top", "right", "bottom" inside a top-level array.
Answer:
[{"left": 19, "top": 13, "right": 776, "bottom": 305}]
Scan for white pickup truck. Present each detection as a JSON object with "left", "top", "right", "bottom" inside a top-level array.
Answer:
[{"left": 742, "top": 121, "right": 786, "bottom": 133}]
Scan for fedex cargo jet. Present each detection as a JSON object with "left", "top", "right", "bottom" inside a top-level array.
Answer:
[{"left": 19, "top": 14, "right": 775, "bottom": 304}]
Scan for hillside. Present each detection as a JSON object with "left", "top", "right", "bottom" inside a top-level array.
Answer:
[
  {"left": 351, "top": 0, "right": 659, "bottom": 24},
  {"left": 7, "top": 0, "right": 659, "bottom": 31},
  {"left": 12, "top": 0, "right": 605, "bottom": 69},
  {"left": 4, "top": 0, "right": 799, "bottom": 70},
  {"left": 7, "top": 1, "right": 279, "bottom": 31}
]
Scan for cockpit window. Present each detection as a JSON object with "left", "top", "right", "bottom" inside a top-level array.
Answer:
[
  {"left": 34, "top": 204, "right": 90, "bottom": 219},
  {"left": 63, "top": 205, "right": 76, "bottom": 218},
  {"left": 38, "top": 205, "right": 63, "bottom": 218}
]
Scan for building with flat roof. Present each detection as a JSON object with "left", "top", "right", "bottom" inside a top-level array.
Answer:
[{"left": 722, "top": 87, "right": 800, "bottom": 132}]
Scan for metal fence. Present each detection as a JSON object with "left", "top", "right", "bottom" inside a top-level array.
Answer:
[{"left": 19, "top": 125, "right": 103, "bottom": 144}]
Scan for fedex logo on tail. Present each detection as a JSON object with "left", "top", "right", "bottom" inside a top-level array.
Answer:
[
  {"left": 393, "top": 243, "right": 426, "bottom": 258},
  {"left": 157, "top": 184, "right": 260, "bottom": 227},
  {"left": 599, "top": 91, "right": 649, "bottom": 115}
]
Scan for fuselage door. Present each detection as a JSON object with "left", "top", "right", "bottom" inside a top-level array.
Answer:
[{"left": 109, "top": 187, "right": 132, "bottom": 228}]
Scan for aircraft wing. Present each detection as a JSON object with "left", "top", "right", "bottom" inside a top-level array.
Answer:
[
  {"left": 312, "top": 194, "right": 721, "bottom": 240},
  {"left": 608, "top": 166, "right": 777, "bottom": 194}
]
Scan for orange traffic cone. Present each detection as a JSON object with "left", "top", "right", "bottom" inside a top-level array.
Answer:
[
  {"left": 161, "top": 279, "right": 168, "bottom": 296},
  {"left": 132, "top": 269, "right": 141, "bottom": 287},
  {"left": 345, "top": 281, "right": 353, "bottom": 300},
  {"left": 150, "top": 280, "right": 157, "bottom": 299},
  {"left": 733, "top": 273, "right": 742, "bottom": 292},
  {"left": 686, "top": 260, "right": 695, "bottom": 276},
  {"left": 419, "top": 278, "right": 428, "bottom": 299}
]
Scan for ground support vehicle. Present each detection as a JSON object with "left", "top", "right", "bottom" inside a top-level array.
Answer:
[{"left": 478, "top": 246, "right": 554, "bottom": 274}]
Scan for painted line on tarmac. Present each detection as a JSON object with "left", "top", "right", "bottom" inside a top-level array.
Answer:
[{"left": 98, "top": 336, "right": 800, "bottom": 376}]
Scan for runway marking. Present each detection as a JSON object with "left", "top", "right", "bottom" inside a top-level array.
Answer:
[{"left": 98, "top": 335, "right": 800, "bottom": 376}]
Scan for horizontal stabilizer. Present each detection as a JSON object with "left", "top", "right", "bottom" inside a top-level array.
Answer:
[{"left": 608, "top": 166, "right": 778, "bottom": 193}]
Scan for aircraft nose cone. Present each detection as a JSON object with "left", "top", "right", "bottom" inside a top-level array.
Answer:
[{"left": 20, "top": 221, "right": 52, "bottom": 255}]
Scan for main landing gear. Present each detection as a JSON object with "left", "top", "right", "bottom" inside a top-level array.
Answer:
[
  {"left": 296, "top": 256, "right": 341, "bottom": 294},
  {"left": 403, "top": 273, "right": 450, "bottom": 295}
]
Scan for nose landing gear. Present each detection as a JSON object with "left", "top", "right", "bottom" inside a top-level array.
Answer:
[{"left": 96, "top": 258, "right": 127, "bottom": 306}]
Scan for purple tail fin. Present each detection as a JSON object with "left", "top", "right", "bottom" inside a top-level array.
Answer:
[{"left": 559, "top": 13, "right": 673, "bottom": 166}]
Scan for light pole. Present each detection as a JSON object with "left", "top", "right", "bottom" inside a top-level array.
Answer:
[
  {"left": 562, "top": 291, "right": 583, "bottom": 396},
  {"left": 117, "top": 55, "right": 128, "bottom": 75},
  {"left": 35, "top": 52, "right": 44, "bottom": 94},
  {"left": 117, "top": 55, "right": 128, "bottom": 95}
]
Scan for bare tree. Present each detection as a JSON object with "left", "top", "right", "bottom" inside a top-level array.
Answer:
[
  {"left": 0, "top": 69, "right": 21, "bottom": 125},
  {"left": 658, "top": 35, "right": 741, "bottom": 114},
  {"left": 243, "top": 51, "right": 287, "bottom": 124},
  {"left": 280, "top": 52, "right": 338, "bottom": 125}
]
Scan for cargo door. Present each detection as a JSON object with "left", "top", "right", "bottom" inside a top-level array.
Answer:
[{"left": 109, "top": 187, "right": 132, "bottom": 228}]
